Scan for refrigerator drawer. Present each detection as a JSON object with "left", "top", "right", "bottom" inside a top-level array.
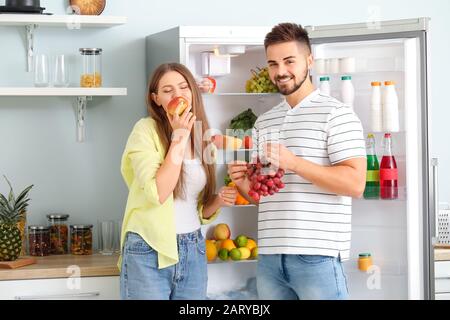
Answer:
[
  {"left": 435, "top": 278, "right": 450, "bottom": 294},
  {"left": 435, "top": 261, "right": 450, "bottom": 279},
  {"left": 436, "top": 293, "right": 450, "bottom": 300}
]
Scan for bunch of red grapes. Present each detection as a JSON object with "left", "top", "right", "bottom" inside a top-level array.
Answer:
[{"left": 247, "top": 159, "right": 285, "bottom": 202}]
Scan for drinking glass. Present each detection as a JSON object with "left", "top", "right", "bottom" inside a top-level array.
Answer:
[
  {"left": 34, "top": 54, "right": 49, "bottom": 87},
  {"left": 53, "top": 54, "right": 69, "bottom": 87}
]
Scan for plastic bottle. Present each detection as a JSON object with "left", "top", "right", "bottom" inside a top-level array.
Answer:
[
  {"left": 382, "top": 81, "right": 399, "bottom": 132},
  {"left": 341, "top": 75, "right": 355, "bottom": 109},
  {"left": 363, "top": 134, "right": 380, "bottom": 199},
  {"left": 319, "top": 76, "right": 330, "bottom": 95},
  {"left": 370, "top": 82, "right": 382, "bottom": 132},
  {"left": 380, "top": 133, "right": 398, "bottom": 199}
]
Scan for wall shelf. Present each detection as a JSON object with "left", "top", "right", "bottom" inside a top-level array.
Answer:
[
  {"left": 0, "top": 14, "right": 127, "bottom": 72},
  {"left": 0, "top": 87, "right": 127, "bottom": 142}
]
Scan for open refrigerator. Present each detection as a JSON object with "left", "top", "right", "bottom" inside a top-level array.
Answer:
[{"left": 146, "top": 17, "right": 435, "bottom": 299}]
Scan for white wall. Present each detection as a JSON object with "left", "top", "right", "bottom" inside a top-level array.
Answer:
[{"left": 0, "top": 0, "right": 449, "bottom": 242}]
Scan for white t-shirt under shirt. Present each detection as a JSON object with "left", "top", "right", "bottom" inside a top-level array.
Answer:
[
  {"left": 253, "top": 89, "right": 366, "bottom": 261},
  {"left": 174, "top": 156, "right": 207, "bottom": 234}
]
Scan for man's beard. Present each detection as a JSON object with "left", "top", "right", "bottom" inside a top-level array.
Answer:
[{"left": 274, "top": 69, "right": 309, "bottom": 96}]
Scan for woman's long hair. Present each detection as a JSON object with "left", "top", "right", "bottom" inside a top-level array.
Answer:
[{"left": 147, "top": 63, "right": 216, "bottom": 205}]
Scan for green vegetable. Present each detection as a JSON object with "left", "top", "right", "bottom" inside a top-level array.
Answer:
[
  {"left": 224, "top": 174, "right": 232, "bottom": 186},
  {"left": 229, "top": 108, "right": 257, "bottom": 137}
]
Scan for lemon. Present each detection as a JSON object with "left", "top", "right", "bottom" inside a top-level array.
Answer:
[
  {"left": 229, "top": 248, "right": 242, "bottom": 261},
  {"left": 235, "top": 235, "right": 248, "bottom": 248},
  {"left": 218, "top": 248, "right": 229, "bottom": 261},
  {"left": 238, "top": 247, "right": 251, "bottom": 260}
]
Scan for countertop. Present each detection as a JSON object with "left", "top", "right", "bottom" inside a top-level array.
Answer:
[
  {"left": 435, "top": 248, "right": 450, "bottom": 262},
  {"left": 0, "top": 253, "right": 120, "bottom": 281},
  {"left": 1, "top": 249, "right": 449, "bottom": 282}
]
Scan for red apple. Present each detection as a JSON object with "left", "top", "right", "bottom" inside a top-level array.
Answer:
[
  {"left": 243, "top": 136, "right": 253, "bottom": 149},
  {"left": 167, "top": 96, "right": 189, "bottom": 116}
]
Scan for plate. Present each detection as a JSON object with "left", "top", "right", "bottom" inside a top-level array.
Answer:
[{"left": 70, "top": 0, "right": 106, "bottom": 15}]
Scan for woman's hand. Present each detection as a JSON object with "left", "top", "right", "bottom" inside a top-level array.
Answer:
[
  {"left": 167, "top": 105, "right": 196, "bottom": 141},
  {"left": 217, "top": 186, "right": 237, "bottom": 207}
]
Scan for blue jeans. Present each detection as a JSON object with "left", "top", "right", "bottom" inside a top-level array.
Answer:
[
  {"left": 120, "top": 230, "right": 207, "bottom": 300},
  {"left": 257, "top": 254, "right": 349, "bottom": 300}
]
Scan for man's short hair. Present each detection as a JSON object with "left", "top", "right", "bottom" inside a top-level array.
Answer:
[{"left": 264, "top": 23, "right": 312, "bottom": 54}]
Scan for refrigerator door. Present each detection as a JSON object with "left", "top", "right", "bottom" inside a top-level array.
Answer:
[{"left": 305, "top": 18, "right": 431, "bottom": 299}]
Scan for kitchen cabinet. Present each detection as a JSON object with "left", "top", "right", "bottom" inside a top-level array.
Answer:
[
  {"left": 0, "top": 14, "right": 128, "bottom": 142},
  {"left": 0, "top": 276, "right": 120, "bottom": 300}
]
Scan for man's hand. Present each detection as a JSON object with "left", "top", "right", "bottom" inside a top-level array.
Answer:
[
  {"left": 263, "top": 143, "right": 297, "bottom": 171},
  {"left": 227, "top": 160, "right": 249, "bottom": 188}
]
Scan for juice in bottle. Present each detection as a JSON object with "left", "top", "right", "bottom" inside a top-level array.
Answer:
[
  {"left": 380, "top": 133, "right": 398, "bottom": 199},
  {"left": 363, "top": 134, "right": 379, "bottom": 199}
]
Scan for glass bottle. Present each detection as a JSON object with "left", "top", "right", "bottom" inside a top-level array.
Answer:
[
  {"left": 380, "top": 133, "right": 398, "bottom": 199},
  {"left": 363, "top": 133, "right": 380, "bottom": 199}
]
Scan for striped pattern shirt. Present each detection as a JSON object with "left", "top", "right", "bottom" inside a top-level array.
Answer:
[{"left": 253, "top": 89, "right": 366, "bottom": 260}]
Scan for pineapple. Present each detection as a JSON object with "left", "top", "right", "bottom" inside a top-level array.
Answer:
[{"left": 0, "top": 176, "right": 33, "bottom": 261}]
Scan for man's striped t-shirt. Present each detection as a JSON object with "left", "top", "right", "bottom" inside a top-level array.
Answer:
[{"left": 253, "top": 89, "right": 366, "bottom": 261}]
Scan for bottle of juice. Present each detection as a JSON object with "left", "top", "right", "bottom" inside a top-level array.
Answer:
[
  {"left": 380, "top": 133, "right": 398, "bottom": 199},
  {"left": 363, "top": 134, "right": 379, "bottom": 199}
]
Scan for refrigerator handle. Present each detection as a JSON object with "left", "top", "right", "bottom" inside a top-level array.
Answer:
[{"left": 431, "top": 158, "right": 439, "bottom": 244}]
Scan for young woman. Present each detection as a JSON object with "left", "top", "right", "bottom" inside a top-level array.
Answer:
[{"left": 119, "top": 63, "right": 236, "bottom": 300}]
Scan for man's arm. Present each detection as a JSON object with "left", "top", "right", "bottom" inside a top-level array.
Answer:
[{"left": 291, "top": 156, "right": 366, "bottom": 198}]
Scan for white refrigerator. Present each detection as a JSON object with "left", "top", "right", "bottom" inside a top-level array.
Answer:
[{"left": 145, "top": 17, "right": 435, "bottom": 300}]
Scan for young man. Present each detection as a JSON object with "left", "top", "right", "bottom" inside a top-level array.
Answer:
[{"left": 228, "top": 23, "right": 367, "bottom": 300}]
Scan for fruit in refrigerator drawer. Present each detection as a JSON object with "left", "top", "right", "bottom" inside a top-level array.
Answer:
[
  {"left": 229, "top": 248, "right": 242, "bottom": 261},
  {"left": 251, "top": 247, "right": 258, "bottom": 259},
  {"left": 167, "top": 96, "right": 189, "bottom": 116},
  {"left": 205, "top": 240, "right": 218, "bottom": 262},
  {"left": 238, "top": 247, "right": 251, "bottom": 260},
  {"left": 213, "top": 223, "right": 231, "bottom": 240},
  {"left": 218, "top": 248, "right": 229, "bottom": 261},
  {"left": 221, "top": 239, "right": 236, "bottom": 251},
  {"left": 245, "top": 238, "right": 257, "bottom": 251},
  {"left": 235, "top": 235, "right": 248, "bottom": 248}
]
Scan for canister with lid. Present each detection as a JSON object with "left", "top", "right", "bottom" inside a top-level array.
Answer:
[
  {"left": 28, "top": 226, "right": 50, "bottom": 256},
  {"left": 79, "top": 48, "right": 102, "bottom": 87},
  {"left": 47, "top": 214, "right": 69, "bottom": 254},
  {"left": 70, "top": 224, "right": 93, "bottom": 255}
]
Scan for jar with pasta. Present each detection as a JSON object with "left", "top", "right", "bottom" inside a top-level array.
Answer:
[
  {"left": 70, "top": 225, "right": 93, "bottom": 255},
  {"left": 79, "top": 48, "right": 102, "bottom": 87},
  {"left": 47, "top": 214, "right": 69, "bottom": 255}
]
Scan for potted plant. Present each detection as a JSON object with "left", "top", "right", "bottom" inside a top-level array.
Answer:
[{"left": 0, "top": 176, "right": 33, "bottom": 261}]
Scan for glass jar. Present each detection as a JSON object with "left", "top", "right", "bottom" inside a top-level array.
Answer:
[
  {"left": 79, "top": 48, "right": 102, "bottom": 87},
  {"left": 358, "top": 253, "right": 373, "bottom": 272},
  {"left": 47, "top": 214, "right": 69, "bottom": 255},
  {"left": 28, "top": 226, "right": 50, "bottom": 256},
  {"left": 70, "top": 225, "right": 93, "bottom": 255}
]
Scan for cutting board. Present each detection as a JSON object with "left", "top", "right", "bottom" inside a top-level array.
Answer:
[
  {"left": 0, "top": 257, "right": 37, "bottom": 269},
  {"left": 434, "top": 244, "right": 450, "bottom": 249}
]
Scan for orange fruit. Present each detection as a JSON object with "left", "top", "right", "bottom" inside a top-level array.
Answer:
[
  {"left": 205, "top": 240, "right": 217, "bottom": 262},
  {"left": 251, "top": 247, "right": 258, "bottom": 259},
  {"left": 245, "top": 238, "right": 257, "bottom": 251},
  {"left": 221, "top": 239, "right": 236, "bottom": 251}
]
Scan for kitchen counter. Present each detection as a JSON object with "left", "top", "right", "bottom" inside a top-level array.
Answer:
[
  {"left": 0, "top": 254, "right": 120, "bottom": 281},
  {"left": 435, "top": 249, "right": 450, "bottom": 262}
]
